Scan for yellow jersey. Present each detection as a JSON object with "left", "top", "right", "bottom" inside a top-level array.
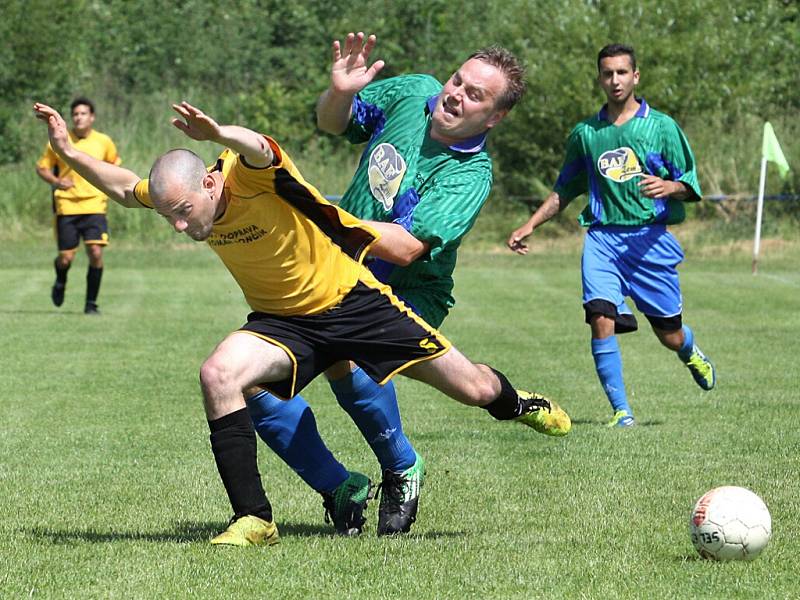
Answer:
[
  {"left": 134, "top": 137, "right": 383, "bottom": 316},
  {"left": 37, "top": 129, "right": 121, "bottom": 215}
]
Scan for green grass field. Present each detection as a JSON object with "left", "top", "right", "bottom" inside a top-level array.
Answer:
[{"left": 1, "top": 239, "right": 798, "bottom": 599}]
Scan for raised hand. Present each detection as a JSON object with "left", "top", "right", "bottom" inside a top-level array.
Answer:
[
  {"left": 171, "top": 101, "right": 221, "bottom": 141},
  {"left": 330, "top": 32, "right": 385, "bottom": 95},
  {"left": 33, "top": 103, "right": 70, "bottom": 154}
]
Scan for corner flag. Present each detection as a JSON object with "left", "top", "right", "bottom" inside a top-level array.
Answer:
[
  {"left": 763, "top": 122, "right": 790, "bottom": 179},
  {"left": 753, "top": 122, "right": 791, "bottom": 274}
]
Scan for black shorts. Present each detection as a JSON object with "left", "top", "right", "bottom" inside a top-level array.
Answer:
[
  {"left": 55, "top": 214, "right": 109, "bottom": 251},
  {"left": 239, "top": 281, "right": 451, "bottom": 399}
]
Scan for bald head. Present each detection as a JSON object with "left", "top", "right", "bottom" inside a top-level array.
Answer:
[{"left": 148, "top": 149, "right": 207, "bottom": 208}]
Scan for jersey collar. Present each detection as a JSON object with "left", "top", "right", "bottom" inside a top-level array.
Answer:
[
  {"left": 597, "top": 97, "right": 650, "bottom": 122},
  {"left": 426, "top": 94, "right": 488, "bottom": 153}
]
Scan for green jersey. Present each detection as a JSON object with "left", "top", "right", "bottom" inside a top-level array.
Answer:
[
  {"left": 339, "top": 74, "right": 493, "bottom": 327},
  {"left": 554, "top": 99, "right": 701, "bottom": 227}
]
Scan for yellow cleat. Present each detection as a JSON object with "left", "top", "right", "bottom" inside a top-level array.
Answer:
[
  {"left": 513, "top": 390, "right": 571, "bottom": 436},
  {"left": 210, "top": 515, "right": 280, "bottom": 547}
]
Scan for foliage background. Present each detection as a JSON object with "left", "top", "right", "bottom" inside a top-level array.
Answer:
[{"left": 1, "top": 0, "right": 797, "bottom": 240}]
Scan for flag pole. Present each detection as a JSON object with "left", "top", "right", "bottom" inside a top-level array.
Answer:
[{"left": 752, "top": 156, "right": 768, "bottom": 275}]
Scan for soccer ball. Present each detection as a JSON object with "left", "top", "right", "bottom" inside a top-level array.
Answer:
[{"left": 689, "top": 486, "right": 771, "bottom": 561}]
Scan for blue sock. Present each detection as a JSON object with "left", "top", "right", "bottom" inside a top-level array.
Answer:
[
  {"left": 591, "top": 336, "right": 631, "bottom": 415},
  {"left": 329, "top": 367, "right": 416, "bottom": 473},
  {"left": 677, "top": 325, "right": 695, "bottom": 362},
  {"left": 247, "top": 390, "right": 349, "bottom": 494}
]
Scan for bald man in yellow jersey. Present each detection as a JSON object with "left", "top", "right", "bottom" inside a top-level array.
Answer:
[
  {"left": 36, "top": 98, "right": 121, "bottom": 315},
  {"left": 33, "top": 100, "right": 569, "bottom": 546}
]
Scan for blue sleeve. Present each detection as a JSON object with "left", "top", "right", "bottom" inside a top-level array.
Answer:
[
  {"left": 343, "top": 75, "right": 441, "bottom": 144},
  {"left": 553, "top": 125, "right": 589, "bottom": 202}
]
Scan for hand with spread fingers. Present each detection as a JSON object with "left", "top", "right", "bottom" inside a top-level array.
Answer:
[{"left": 330, "top": 31, "right": 385, "bottom": 96}]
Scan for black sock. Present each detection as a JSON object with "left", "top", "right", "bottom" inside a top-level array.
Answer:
[
  {"left": 208, "top": 407, "right": 272, "bottom": 522},
  {"left": 54, "top": 259, "right": 69, "bottom": 286},
  {"left": 86, "top": 266, "right": 103, "bottom": 304},
  {"left": 482, "top": 368, "right": 522, "bottom": 421}
]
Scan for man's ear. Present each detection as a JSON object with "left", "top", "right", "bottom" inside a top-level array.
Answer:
[{"left": 486, "top": 109, "right": 508, "bottom": 130}]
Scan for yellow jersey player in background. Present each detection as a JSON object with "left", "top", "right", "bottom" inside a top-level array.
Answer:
[{"left": 36, "top": 97, "right": 120, "bottom": 315}]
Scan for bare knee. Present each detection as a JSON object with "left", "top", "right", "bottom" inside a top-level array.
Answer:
[
  {"left": 57, "top": 251, "right": 76, "bottom": 268},
  {"left": 200, "top": 355, "right": 238, "bottom": 401}
]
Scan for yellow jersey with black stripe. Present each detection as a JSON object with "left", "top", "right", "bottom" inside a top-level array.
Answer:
[
  {"left": 133, "top": 137, "right": 381, "bottom": 316},
  {"left": 37, "top": 129, "right": 121, "bottom": 215}
]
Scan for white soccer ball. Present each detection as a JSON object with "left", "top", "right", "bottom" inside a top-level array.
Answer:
[{"left": 689, "top": 486, "right": 771, "bottom": 561}]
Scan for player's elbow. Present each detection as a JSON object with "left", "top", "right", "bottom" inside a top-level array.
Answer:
[{"left": 316, "top": 116, "right": 346, "bottom": 136}]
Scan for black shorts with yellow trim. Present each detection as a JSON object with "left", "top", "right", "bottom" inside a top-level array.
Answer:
[
  {"left": 239, "top": 281, "right": 451, "bottom": 399},
  {"left": 55, "top": 214, "right": 109, "bottom": 251}
]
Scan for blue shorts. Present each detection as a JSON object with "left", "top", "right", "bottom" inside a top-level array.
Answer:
[{"left": 582, "top": 225, "right": 684, "bottom": 319}]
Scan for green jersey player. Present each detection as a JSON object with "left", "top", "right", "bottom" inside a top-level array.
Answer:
[
  {"left": 508, "top": 43, "right": 716, "bottom": 428},
  {"left": 248, "top": 33, "right": 570, "bottom": 538}
]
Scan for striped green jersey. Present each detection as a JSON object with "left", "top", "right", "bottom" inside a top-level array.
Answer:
[
  {"left": 340, "top": 74, "right": 493, "bottom": 326},
  {"left": 554, "top": 99, "right": 701, "bottom": 227}
]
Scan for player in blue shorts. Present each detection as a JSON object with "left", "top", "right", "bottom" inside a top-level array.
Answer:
[{"left": 507, "top": 43, "right": 716, "bottom": 428}]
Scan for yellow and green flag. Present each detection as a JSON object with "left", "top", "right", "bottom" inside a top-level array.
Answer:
[{"left": 763, "top": 122, "right": 790, "bottom": 179}]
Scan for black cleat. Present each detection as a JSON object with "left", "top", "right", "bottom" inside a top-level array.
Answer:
[
  {"left": 84, "top": 302, "right": 100, "bottom": 315},
  {"left": 51, "top": 283, "right": 66, "bottom": 307},
  {"left": 321, "top": 471, "right": 372, "bottom": 536},
  {"left": 377, "top": 452, "right": 425, "bottom": 536}
]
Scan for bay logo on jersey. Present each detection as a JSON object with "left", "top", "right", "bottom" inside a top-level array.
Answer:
[
  {"left": 368, "top": 143, "right": 407, "bottom": 210},
  {"left": 597, "top": 147, "right": 643, "bottom": 183}
]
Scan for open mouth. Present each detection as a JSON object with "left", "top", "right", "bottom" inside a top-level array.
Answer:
[{"left": 442, "top": 101, "right": 459, "bottom": 117}]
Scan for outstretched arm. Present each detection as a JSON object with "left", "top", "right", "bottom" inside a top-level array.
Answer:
[
  {"left": 316, "top": 32, "right": 385, "bottom": 135},
  {"left": 171, "top": 101, "right": 273, "bottom": 168},
  {"left": 507, "top": 191, "right": 570, "bottom": 255},
  {"left": 33, "top": 103, "right": 142, "bottom": 207}
]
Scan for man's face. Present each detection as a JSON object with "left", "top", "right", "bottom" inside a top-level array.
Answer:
[
  {"left": 154, "top": 176, "right": 219, "bottom": 242},
  {"left": 597, "top": 55, "right": 639, "bottom": 105},
  {"left": 71, "top": 104, "right": 95, "bottom": 135},
  {"left": 430, "top": 58, "right": 508, "bottom": 143}
]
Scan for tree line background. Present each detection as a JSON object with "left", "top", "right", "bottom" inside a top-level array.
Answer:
[{"left": 1, "top": 0, "right": 797, "bottom": 240}]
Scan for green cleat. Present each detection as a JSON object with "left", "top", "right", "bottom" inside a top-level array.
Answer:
[
  {"left": 683, "top": 346, "right": 716, "bottom": 390},
  {"left": 210, "top": 514, "right": 279, "bottom": 547},
  {"left": 513, "top": 391, "right": 571, "bottom": 436},
  {"left": 606, "top": 409, "right": 635, "bottom": 428},
  {"left": 321, "top": 471, "right": 373, "bottom": 536},
  {"left": 377, "top": 452, "right": 425, "bottom": 536}
]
